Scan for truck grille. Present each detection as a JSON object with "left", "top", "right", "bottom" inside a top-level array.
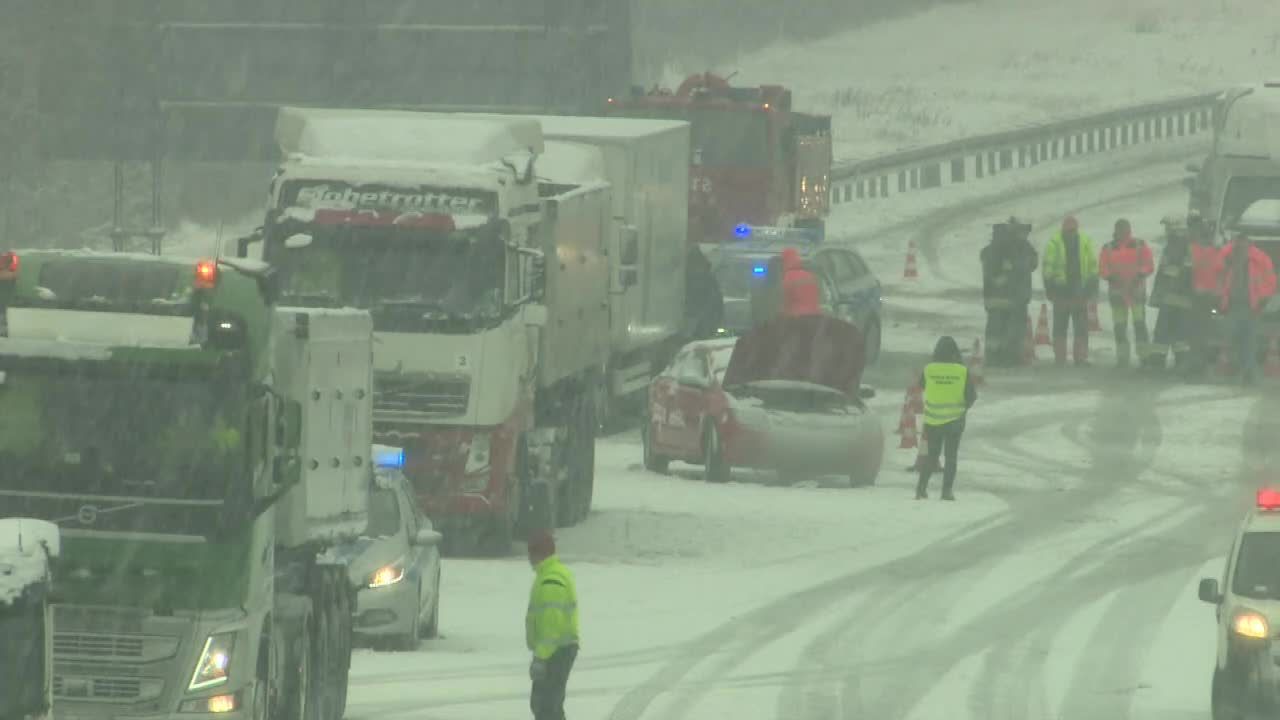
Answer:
[
  {"left": 54, "top": 676, "right": 144, "bottom": 700},
  {"left": 54, "top": 633, "right": 143, "bottom": 659},
  {"left": 375, "top": 373, "right": 470, "bottom": 418}
]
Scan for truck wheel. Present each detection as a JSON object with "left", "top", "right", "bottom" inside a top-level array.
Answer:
[
  {"left": 308, "top": 588, "right": 334, "bottom": 720},
  {"left": 331, "top": 583, "right": 353, "bottom": 719},
  {"left": 282, "top": 618, "right": 312, "bottom": 720},
  {"left": 250, "top": 644, "right": 270, "bottom": 720},
  {"left": 641, "top": 419, "right": 670, "bottom": 474},
  {"left": 703, "top": 424, "right": 731, "bottom": 483},
  {"left": 558, "top": 389, "right": 596, "bottom": 526},
  {"left": 1212, "top": 667, "right": 1242, "bottom": 720}
]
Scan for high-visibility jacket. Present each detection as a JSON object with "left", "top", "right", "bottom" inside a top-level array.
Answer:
[
  {"left": 1042, "top": 231, "right": 1099, "bottom": 300},
  {"left": 1217, "top": 241, "right": 1278, "bottom": 314},
  {"left": 780, "top": 248, "right": 821, "bottom": 316},
  {"left": 1191, "top": 242, "right": 1220, "bottom": 296},
  {"left": 922, "top": 362, "right": 969, "bottom": 426},
  {"left": 1099, "top": 235, "right": 1154, "bottom": 306},
  {"left": 526, "top": 555, "right": 580, "bottom": 660}
]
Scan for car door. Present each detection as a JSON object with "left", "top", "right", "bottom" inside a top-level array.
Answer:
[
  {"left": 395, "top": 482, "right": 428, "bottom": 614},
  {"left": 840, "top": 250, "right": 882, "bottom": 329},
  {"left": 401, "top": 480, "right": 441, "bottom": 612},
  {"left": 811, "top": 251, "right": 855, "bottom": 324},
  {"left": 670, "top": 349, "right": 714, "bottom": 456}
]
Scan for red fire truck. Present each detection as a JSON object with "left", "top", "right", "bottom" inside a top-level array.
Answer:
[{"left": 605, "top": 72, "right": 833, "bottom": 244}]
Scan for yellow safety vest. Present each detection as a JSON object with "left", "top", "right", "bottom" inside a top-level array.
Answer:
[
  {"left": 526, "top": 555, "right": 580, "bottom": 660},
  {"left": 923, "top": 362, "right": 968, "bottom": 426}
]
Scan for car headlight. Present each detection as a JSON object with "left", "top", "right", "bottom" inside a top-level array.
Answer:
[
  {"left": 368, "top": 559, "right": 406, "bottom": 589},
  {"left": 189, "top": 633, "right": 235, "bottom": 691},
  {"left": 465, "top": 434, "right": 491, "bottom": 475},
  {"left": 1234, "top": 611, "right": 1270, "bottom": 639}
]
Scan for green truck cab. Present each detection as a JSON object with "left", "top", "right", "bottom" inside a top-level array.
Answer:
[{"left": 0, "top": 250, "right": 374, "bottom": 720}]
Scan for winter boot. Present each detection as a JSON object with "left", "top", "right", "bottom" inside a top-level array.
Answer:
[{"left": 1053, "top": 337, "right": 1068, "bottom": 366}]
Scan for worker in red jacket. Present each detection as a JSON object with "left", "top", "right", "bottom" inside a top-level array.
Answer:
[
  {"left": 780, "top": 247, "right": 822, "bottom": 316},
  {"left": 1217, "top": 234, "right": 1278, "bottom": 385},
  {"left": 1099, "top": 219, "right": 1155, "bottom": 368}
]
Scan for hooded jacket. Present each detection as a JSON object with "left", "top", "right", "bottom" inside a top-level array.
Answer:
[
  {"left": 780, "top": 247, "right": 822, "bottom": 316},
  {"left": 1216, "top": 239, "right": 1277, "bottom": 314},
  {"left": 981, "top": 222, "right": 1038, "bottom": 307}
]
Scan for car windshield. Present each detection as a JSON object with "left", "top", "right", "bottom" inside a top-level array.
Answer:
[
  {"left": 0, "top": 366, "right": 244, "bottom": 501},
  {"left": 715, "top": 257, "right": 776, "bottom": 298},
  {"left": 367, "top": 488, "right": 401, "bottom": 538},
  {"left": 266, "top": 220, "right": 506, "bottom": 330},
  {"left": 1232, "top": 532, "right": 1280, "bottom": 600}
]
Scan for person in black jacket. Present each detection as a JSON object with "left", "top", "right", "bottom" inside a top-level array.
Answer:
[
  {"left": 684, "top": 244, "right": 724, "bottom": 339},
  {"left": 916, "top": 336, "right": 979, "bottom": 501},
  {"left": 1144, "top": 215, "right": 1195, "bottom": 371},
  {"left": 981, "top": 217, "right": 1038, "bottom": 366}
]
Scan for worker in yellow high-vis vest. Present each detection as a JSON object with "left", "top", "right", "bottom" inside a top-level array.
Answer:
[
  {"left": 916, "top": 336, "right": 978, "bottom": 501},
  {"left": 526, "top": 530, "right": 579, "bottom": 720}
]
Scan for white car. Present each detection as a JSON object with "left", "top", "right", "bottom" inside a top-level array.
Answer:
[
  {"left": 344, "top": 447, "right": 444, "bottom": 650},
  {"left": 1200, "top": 487, "right": 1280, "bottom": 719}
]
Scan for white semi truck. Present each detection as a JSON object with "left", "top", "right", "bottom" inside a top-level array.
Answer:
[
  {"left": 240, "top": 108, "right": 610, "bottom": 553},
  {"left": 0, "top": 251, "right": 374, "bottom": 720},
  {"left": 0, "top": 518, "right": 59, "bottom": 720}
]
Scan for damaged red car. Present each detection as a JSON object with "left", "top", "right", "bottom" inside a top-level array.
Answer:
[{"left": 641, "top": 315, "right": 884, "bottom": 486}]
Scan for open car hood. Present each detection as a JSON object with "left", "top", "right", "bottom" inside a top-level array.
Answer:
[{"left": 722, "top": 315, "right": 865, "bottom": 396}]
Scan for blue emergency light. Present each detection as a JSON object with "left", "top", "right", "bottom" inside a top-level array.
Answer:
[
  {"left": 374, "top": 447, "right": 406, "bottom": 469},
  {"left": 752, "top": 265, "right": 767, "bottom": 275},
  {"left": 734, "top": 223, "right": 753, "bottom": 238}
]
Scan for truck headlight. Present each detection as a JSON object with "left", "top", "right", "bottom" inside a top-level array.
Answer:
[
  {"left": 465, "top": 434, "right": 491, "bottom": 475},
  {"left": 1234, "top": 611, "right": 1270, "bottom": 639},
  {"left": 368, "top": 559, "right": 406, "bottom": 589},
  {"left": 189, "top": 633, "right": 236, "bottom": 691}
]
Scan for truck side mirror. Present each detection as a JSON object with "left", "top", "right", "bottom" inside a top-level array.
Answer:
[
  {"left": 1198, "top": 578, "right": 1221, "bottom": 604},
  {"left": 276, "top": 400, "right": 302, "bottom": 449},
  {"left": 413, "top": 528, "right": 443, "bottom": 546},
  {"left": 236, "top": 227, "right": 264, "bottom": 258}
]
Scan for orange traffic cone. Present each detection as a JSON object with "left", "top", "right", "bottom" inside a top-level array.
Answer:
[
  {"left": 1266, "top": 338, "right": 1280, "bottom": 378},
  {"left": 969, "top": 337, "right": 986, "bottom": 386},
  {"left": 907, "top": 376, "right": 924, "bottom": 414},
  {"left": 903, "top": 240, "right": 919, "bottom": 280},
  {"left": 1022, "top": 315, "right": 1036, "bottom": 364},
  {"left": 1034, "top": 303, "right": 1052, "bottom": 347},
  {"left": 899, "top": 412, "right": 919, "bottom": 449},
  {"left": 1216, "top": 346, "right": 1232, "bottom": 377},
  {"left": 1087, "top": 301, "right": 1102, "bottom": 333},
  {"left": 895, "top": 402, "right": 914, "bottom": 435}
]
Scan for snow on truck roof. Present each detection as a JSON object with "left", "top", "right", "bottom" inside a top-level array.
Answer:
[
  {"left": 537, "top": 141, "right": 608, "bottom": 184},
  {"left": 1219, "top": 85, "right": 1280, "bottom": 159},
  {"left": 275, "top": 107, "right": 544, "bottom": 165},
  {"left": 0, "top": 518, "right": 59, "bottom": 606},
  {"left": 280, "top": 155, "right": 510, "bottom": 193}
]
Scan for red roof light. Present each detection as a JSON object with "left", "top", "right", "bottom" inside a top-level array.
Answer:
[
  {"left": 1257, "top": 488, "right": 1280, "bottom": 510},
  {"left": 194, "top": 260, "right": 218, "bottom": 290}
]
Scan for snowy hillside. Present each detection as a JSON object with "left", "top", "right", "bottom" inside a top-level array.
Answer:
[{"left": 700, "top": 0, "right": 1280, "bottom": 160}]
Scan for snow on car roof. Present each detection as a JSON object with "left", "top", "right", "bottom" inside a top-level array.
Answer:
[{"left": 276, "top": 107, "right": 545, "bottom": 164}]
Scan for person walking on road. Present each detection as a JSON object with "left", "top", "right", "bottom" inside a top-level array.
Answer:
[
  {"left": 1216, "top": 234, "right": 1277, "bottom": 386},
  {"left": 916, "top": 336, "right": 978, "bottom": 501},
  {"left": 527, "top": 530, "right": 580, "bottom": 720},
  {"left": 1099, "top": 219, "right": 1155, "bottom": 368},
  {"left": 780, "top": 247, "right": 822, "bottom": 317},
  {"left": 1042, "top": 216, "right": 1099, "bottom": 366},
  {"left": 1145, "top": 215, "right": 1196, "bottom": 372},
  {"left": 981, "top": 217, "right": 1038, "bottom": 366}
]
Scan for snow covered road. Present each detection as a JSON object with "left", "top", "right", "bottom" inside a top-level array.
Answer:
[{"left": 339, "top": 133, "right": 1262, "bottom": 719}]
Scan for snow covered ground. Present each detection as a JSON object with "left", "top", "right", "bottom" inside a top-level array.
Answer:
[{"left": 703, "top": 0, "right": 1280, "bottom": 160}]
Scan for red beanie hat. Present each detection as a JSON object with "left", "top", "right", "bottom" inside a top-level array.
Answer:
[{"left": 527, "top": 529, "right": 556, "bottom": 562}]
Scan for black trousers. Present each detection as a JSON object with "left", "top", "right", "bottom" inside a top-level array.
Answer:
[
  {"left": 985, "top": 304, "right": 1028, "bottom": 366},
  {"left": 917, "top": 420, "right": 964, "bottom": 497},
  {"left": 532, "top": 645, "right": 578, "bottom": 720}
]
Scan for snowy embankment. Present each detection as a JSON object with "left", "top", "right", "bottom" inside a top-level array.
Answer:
[{"left": 706, "top": 0, "right": 1280, "bottom": 161}]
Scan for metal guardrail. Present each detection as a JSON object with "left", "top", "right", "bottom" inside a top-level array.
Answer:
[{"left": 829, "top": 91, "right": 1221, "bottom": 204}]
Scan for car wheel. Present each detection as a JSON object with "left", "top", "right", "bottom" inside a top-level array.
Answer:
[
  {"left": 392, "top": 583, "right": 422, "bottom": 651},
  {"left": 865, "top": 320, "right": 882, "bottom": 366},
  {"left": 641, "top": 419, "right": 670, "bottom": 474},
  {"left": 1212, "top": 667, "right": 1244, "bottom": 720},
  {"left": 703, "top": 424, "right": 730, "bottom": 483},
  {"left": 421, "top": 568, "right": 441, "bottom": 639}
]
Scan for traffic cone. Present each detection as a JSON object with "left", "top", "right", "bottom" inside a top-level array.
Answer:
[
  {"left": 895, "top": 402, "right": 914, "bottom": 435},
  {"left": 1216, "top": 346, "right": 1232, "bottom": 377},
  {"left": 969, "top": 337, "right": 986, "bottom": 386},
  {"left": 1034, "top": 303, "right": 1052, "bottom": 347},
  {"left": 898, "top": 411, "right": 919, "bottom": 449},
  {"left": 1087, "top": 301, "right": 1102, "bottom": 333},
  {"left": 907, "top": 376, "right": 924, "bottom": 414},
  {"left": 1266, "top": 338, "right": 1280, "bottom": 378},
  {"left": 903, "top": 240, "right": 919, "bottom": 280},
  {"left": 1022, "top": 315, "right": 1036, "bottom": 364}
]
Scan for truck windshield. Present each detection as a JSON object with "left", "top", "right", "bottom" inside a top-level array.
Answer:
[
  {"left": 0, "top": 368, "right": 244, "bottom": 501},
  {"left": 1232, "top": 532, "right": 1280, "bottom": 600},
  {"left": 619, "top": 106, "right": 769, "bottom": 167},
  {"left": 268, "top": 221, "right": 506, "bottom": 329}
]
